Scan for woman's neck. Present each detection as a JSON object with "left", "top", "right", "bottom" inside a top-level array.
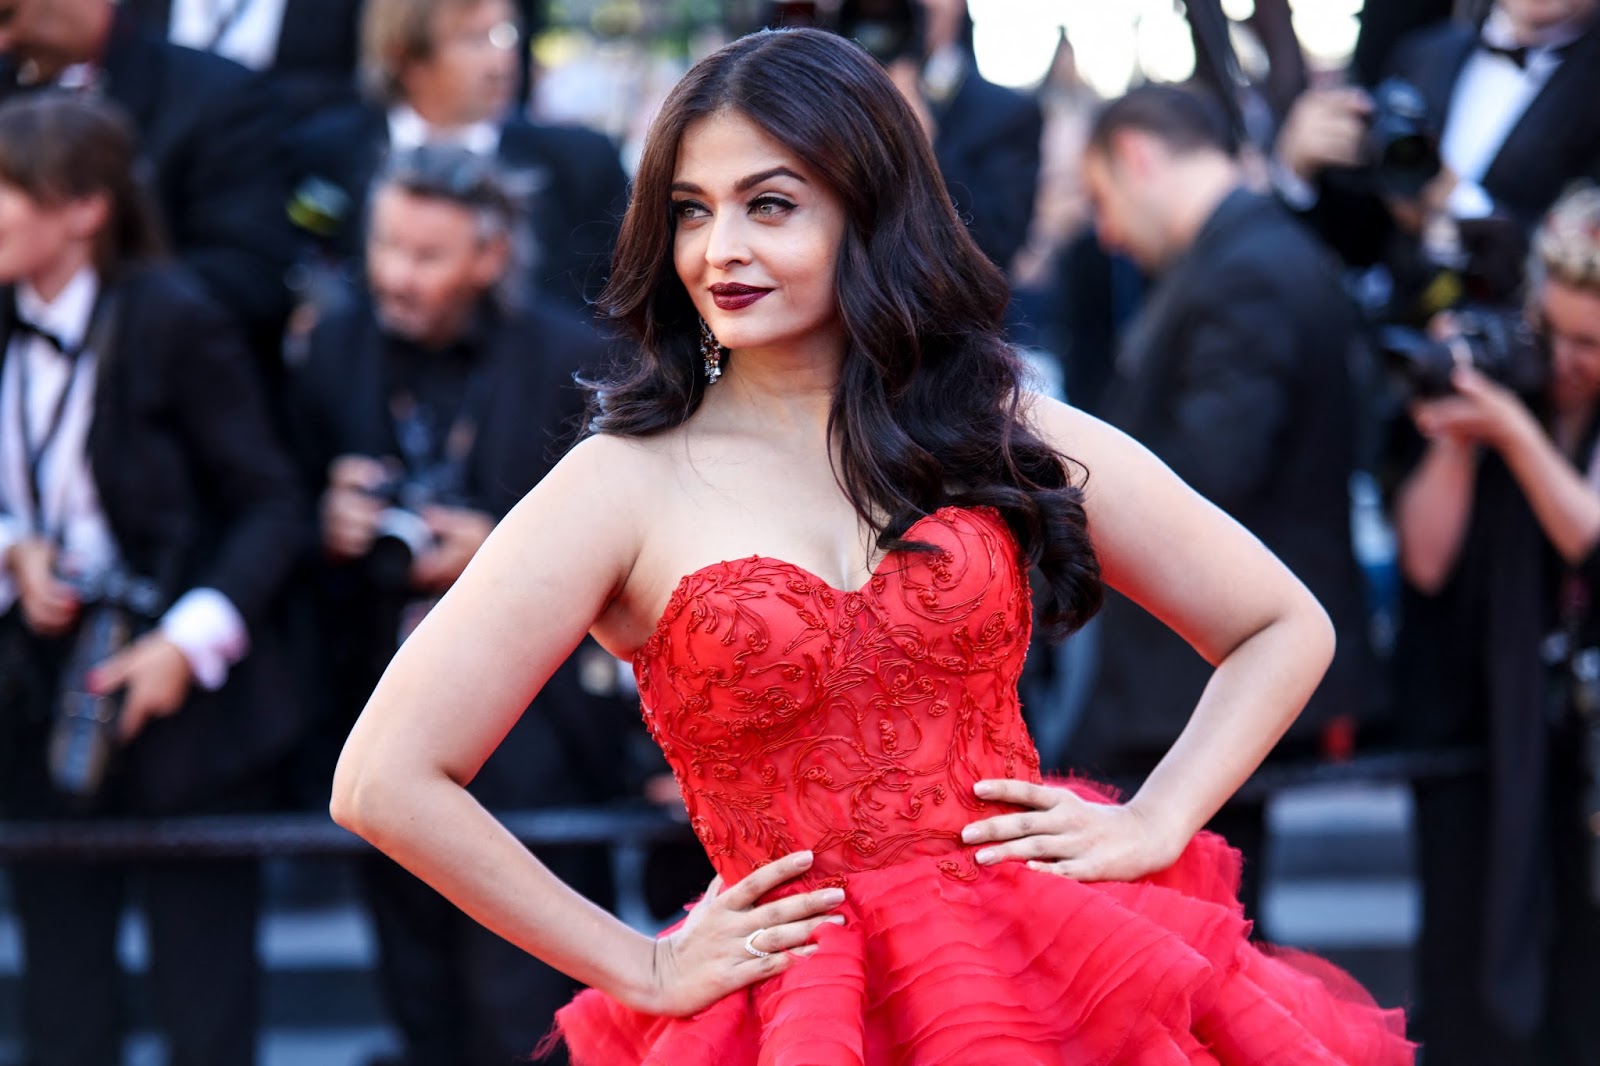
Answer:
[{"left": 703, "top": 337, "right": 844, "bottom": 433}]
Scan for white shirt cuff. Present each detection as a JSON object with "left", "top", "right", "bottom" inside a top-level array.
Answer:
[
  {"left": 1270, "top": 156, "right": 1320, "bottom": 211},
  {"left": 1447, "top": 180, "right": 1495, "bottom": 220},
  {"left": 160, "top": 587, "right": 250, "bottom": 691}
]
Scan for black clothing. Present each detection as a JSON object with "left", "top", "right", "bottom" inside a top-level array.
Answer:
[
  {"left": 931, "top": 65, "right": 1043, "bottom": 273},
  {"left": 1296, "top": 16, "right": 1600, "bottom": 272},
  {"left": 0, "top": 264, "right": 304, "bottom": 1066},
  {"left": 289, "top": 295, "right": 630, "bottom": 1065},
  {"left": 1071, "top": 190, "right": 1377, "bottom": 928},
  {"left": 123, "top": 0, "right": 364, "bottom": 117},
  {"left": 288, "top": 102, "right": 629, "bottom": 312},
  {"left": 1394, "top": 420, "right": 1600, "bottom": 1055},
  {"left": 0, "top": 7, "right": 300, "bottom": 342}
]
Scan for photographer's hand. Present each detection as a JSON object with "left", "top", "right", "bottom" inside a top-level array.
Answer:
[
  {"left": 409, "top": 505, "right": 495, "bottom": 593},
  {"left": 1274, "top": 86, "right": 1370, "bottom": 182},
  {"left": 90, "top": 633, "right": 194, "bottom": 743},
  {"left": 5, "top": 538, "right": 80, "bottom": 637},
  {"left": 1411, "top": 366, "right": 1537, "bottom": 451},
  {"left": 322, "top": 455, "right": 389, "bottom": 560}
]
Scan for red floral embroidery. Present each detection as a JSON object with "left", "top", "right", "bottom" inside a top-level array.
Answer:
[{"left": 635, "top": 507, "right": 1042, "bottom": 894}]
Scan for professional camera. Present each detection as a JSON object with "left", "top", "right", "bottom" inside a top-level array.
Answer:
[
  {"left": 364, "top": 471, "right": 449, "bottom": 590},
  {"left": 47, "top": 566, "right": 162, "bottom": 803},
  {"left": 1363, "top": 78, "right": 1442, "bottom": 199},
  {"left": 1376, "top": 306, "right": 1547, "bottom": 400},
  {"left": 837, "top": 0, "right": 923, "bottom": 64}
]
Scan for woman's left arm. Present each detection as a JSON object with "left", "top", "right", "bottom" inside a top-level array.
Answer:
[
  {"left": 1412, "top": 367, "right": 1600, "bottom": 565},
  {"left": 962, "top": 396, "right": 1333, "bottom": 881}
]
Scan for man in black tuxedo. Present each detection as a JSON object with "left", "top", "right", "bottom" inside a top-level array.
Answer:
[
  {"left": 0, "top": 93, "right": 305, "bottom": 1066},
  {"left": 0, "top": 0, "right": 299, "bottom": 366},
  {"left": 1273, "top": 0, "right": 1600, "bottom": 285},
  {"left": 287, "top": 0, "right": 627, "bottom": 315},
  {"left": 122, "top": 0, "right": 365, "bottom": 117},
  {"left": 288, "top": 145, "right": 626, "bottom": 1066},
  {"left": 1068, "top": 85, "right": 1378, "bottom": 930}
]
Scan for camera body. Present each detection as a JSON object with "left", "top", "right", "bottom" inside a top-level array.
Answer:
[
  {"left": 1363, "top": 77, "right": 1443, "bottom": 199},
  {"left": 364, "top": 471, "right": 449, "bottom": 590},
  {"left": 1377, "top": 306, "right": 1548, "bottom": 400},
  {"left": 47, "top": 566, "right": 162, "bottom": 803}
]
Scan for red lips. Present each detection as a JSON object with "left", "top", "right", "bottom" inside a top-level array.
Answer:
[{"left": 710, "top": 282, "right": 771, "bottom": 311}]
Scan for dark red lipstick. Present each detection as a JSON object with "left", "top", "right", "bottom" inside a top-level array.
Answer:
[{"left": 710, "top": 283, "right": 771, "bottom": 311}]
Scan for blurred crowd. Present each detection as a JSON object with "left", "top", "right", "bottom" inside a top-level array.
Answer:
[{"left": 0, "top": 0, "right": 1596, "bottom": 1064}]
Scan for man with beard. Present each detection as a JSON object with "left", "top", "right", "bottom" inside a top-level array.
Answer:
[{"left": 287, "top": 146, "right": 625, "bottom": 1066}]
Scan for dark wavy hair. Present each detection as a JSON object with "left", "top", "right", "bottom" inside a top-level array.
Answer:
[{"left": 589, "top": 27, "right": 1100, "bottom": 636}]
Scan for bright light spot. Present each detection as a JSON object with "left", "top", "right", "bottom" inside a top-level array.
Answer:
[
  {"left": 1136, "top": 1, "right": 1197, "bottom": 84},
  {"left": 1291, "top": 0, "right": 1364, "bottom": 66},
  {"left": 1222, "top": 0, "right": 1257, "bottom": 20},
  {"left": 970, "top": 0, "right": 1066, "bottom": 89},
  {"left": 1061, "top": 1, "right": 1141, "bottom": 97}
]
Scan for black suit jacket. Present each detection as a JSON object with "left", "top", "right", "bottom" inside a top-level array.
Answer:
[
  {"left": 124, "top": 0, "right": 363, "bottom": 116},
  {"left": 288, "top": 103, "right": 630, "bottom": 312},
  {"left": 289, "top": 296, "right": 627, "bottom": 807},
  {"left": 1076, "top": 190, "right": 1377, "bottom": 766},
  {"left": 0, "top": 7, "right": 299, "bottom": 336},
  {"left": 1300, "top": 16, "right": 1600, "bottom": 268},
  {"left": 932, "top": 67, "right": 1043, "bottom": 273},
  {"left": 0, "top": 266, "right": 306, "bottom": 814}
]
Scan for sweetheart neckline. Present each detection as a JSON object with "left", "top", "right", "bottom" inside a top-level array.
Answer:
[{"left": 631, "top": 505, "right": 1003, "bottom": 663}]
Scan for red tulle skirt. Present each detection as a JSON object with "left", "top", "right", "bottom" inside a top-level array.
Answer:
[{"left": 547, "top": 785, "right": 1414, "bottom": 1065}]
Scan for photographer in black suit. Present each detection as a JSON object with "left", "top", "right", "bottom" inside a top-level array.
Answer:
[
  {"left": 122, "top": 0, "right": 365, "bottom": 118},
  {"left": 1068, "top": 85, "right": 1378, "bottom": 931},
  {"left": 287, "top": 0, "right": 627, "bottom": 316},
  {"left": 289, "top": 145, "right": 625, "bottom": 1066},
  {"left": 0, "top": 0, "right": 299, "bottom": 366},
  {"left": 0, "top": 93, "right": 304, "bottom": 1066},
  {"left": 1273, "top": 0, "right": 1600, "bottom": 287}
]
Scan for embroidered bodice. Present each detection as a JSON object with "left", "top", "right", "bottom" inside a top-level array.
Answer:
[{"left": 634, "top": 506, "right": 1042, "bottom": 890}]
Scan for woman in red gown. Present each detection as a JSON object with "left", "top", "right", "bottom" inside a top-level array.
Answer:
[{"left": 331, "top": 27, "right": 1413, "bottom": 1064}]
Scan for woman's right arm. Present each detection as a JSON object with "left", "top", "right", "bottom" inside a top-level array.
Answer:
[
  {"left": 330, "top": 435, "right": 842, "bottom": 1015},
  {"left": 1393, "top": 435, "right": 1479, "bottom": 595}
]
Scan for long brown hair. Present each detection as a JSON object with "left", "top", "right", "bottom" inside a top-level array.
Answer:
[
  {"left": 591, "top": 28, "right": 1101, "bottom": 636},
  {"left": 0, "top": 92, "right": 166, "bottom": 278}
]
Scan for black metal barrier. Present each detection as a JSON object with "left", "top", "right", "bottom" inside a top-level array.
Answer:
[{"left": 0, "top": 747, "right": 1484, "bottom": 863}]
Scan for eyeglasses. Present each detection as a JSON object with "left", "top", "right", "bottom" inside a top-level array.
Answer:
[{"left": 444, "top": 20, "right": 520, "bottom": 53}]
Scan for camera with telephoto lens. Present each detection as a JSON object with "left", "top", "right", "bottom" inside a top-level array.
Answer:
[
  {"left": 364, "top": 472, "right": 448, "bottom": 591},
  {"left": 837, "top": 0, "right": 923, "bottom": 65},
  {"left": 1376, "top": 306, "right": 1547, "bottom": 401},
  {"left": 1363, "top": 77, "right": 1443, "bottom": 199},
  {"left": 47, "top": 566, "right": 162, "bottom": 804}
]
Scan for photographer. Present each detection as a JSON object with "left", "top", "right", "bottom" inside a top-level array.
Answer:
[
  {"left": 1392, "top": 183, "right": 1600, "bottom": 1062},
  {"left": 0, "top": 93, "right": 305, "bottom": 1066},
  {"left": 288, "top": 145, "right": 627, "bottom": 1066},
  {"left": 1272, "top": 0, "right": 1600, "bottom": 300}
]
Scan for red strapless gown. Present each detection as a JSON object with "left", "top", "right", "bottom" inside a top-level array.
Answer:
[{"left": 550, "top": 506, "right": 1414, "bottom": 1064}]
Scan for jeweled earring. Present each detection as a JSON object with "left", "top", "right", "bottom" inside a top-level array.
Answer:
[{"left": 699, "top": 316, "right": 725, "bottom": 384}]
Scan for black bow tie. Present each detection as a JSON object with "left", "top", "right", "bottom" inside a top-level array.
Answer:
[
  {"left": 10, "top": 316, "right": 68, "bottom": 355},
  {"left": 1481, "top": 40, "right": 1532, "bottom": 67}
]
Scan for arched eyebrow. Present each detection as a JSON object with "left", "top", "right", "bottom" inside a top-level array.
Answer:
[{"left": 670, "top": 167, "right": 808, "bottom": 195}]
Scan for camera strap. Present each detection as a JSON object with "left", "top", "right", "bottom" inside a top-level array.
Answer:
[
  {"left": 386, "top": 356, "right": 495, "bottom": 502},
  {"left": 10, "top": 289, "right": 117, "bottom": 545}
]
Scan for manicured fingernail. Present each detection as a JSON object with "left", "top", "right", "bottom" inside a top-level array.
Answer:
[
  {"left": 826, "top": 915, "right": 847, "bottom": 925},
  {"left": 793, "top": 944, "right": 819, "bottom": 956},
  {"left": 960, "top": 825, "right": 977, "bottom": 842},
  {"left": 820, "top": 888, "right": 845, "bottom": 903},
  {"left": 975, "top": 849, "right": 995, "bottom": 864},
  {"left": 795, "top": 850, "right": 814, "bottom": 866},
  {"left": 974, "top": 782, "right": 993, "bottom": 797}
]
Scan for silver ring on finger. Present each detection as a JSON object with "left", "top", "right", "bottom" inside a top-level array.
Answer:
[{"left": 743, "top": 927, "right": 771, "bottom": 959}]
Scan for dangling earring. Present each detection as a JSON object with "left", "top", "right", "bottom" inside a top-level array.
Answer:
[{"left": 699, "top": 317, "right": 725, "bottom": 384}]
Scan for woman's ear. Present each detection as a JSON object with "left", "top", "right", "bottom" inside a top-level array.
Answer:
[{"left": 64, "top": 192, "right": 110, "bottom": 243}]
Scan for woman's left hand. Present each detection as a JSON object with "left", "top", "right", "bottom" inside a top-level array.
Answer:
[
  {"left": 1411, "top": 366, "right": 1536, "bottom": 452},
  {"left": 961, "top": 779, "right": 1187, "bottom": 883}
]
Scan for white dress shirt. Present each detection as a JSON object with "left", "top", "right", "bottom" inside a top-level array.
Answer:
[
  {"left": 0, "top": 267, "right": 249, "bottom": 689},
  {"left": 169, "top": 0, "right": 289, "bottom": 72},
  {"left": 387, "top": 103, "right": 502, "bottom": 158},
  {"left": 1437, "top": 7, "right": 1584, "bottom": 219}
]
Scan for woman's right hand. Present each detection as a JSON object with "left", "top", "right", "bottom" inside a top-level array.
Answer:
[{"left": 639, "top": 850, "right": 846, "bottom": 1017}]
